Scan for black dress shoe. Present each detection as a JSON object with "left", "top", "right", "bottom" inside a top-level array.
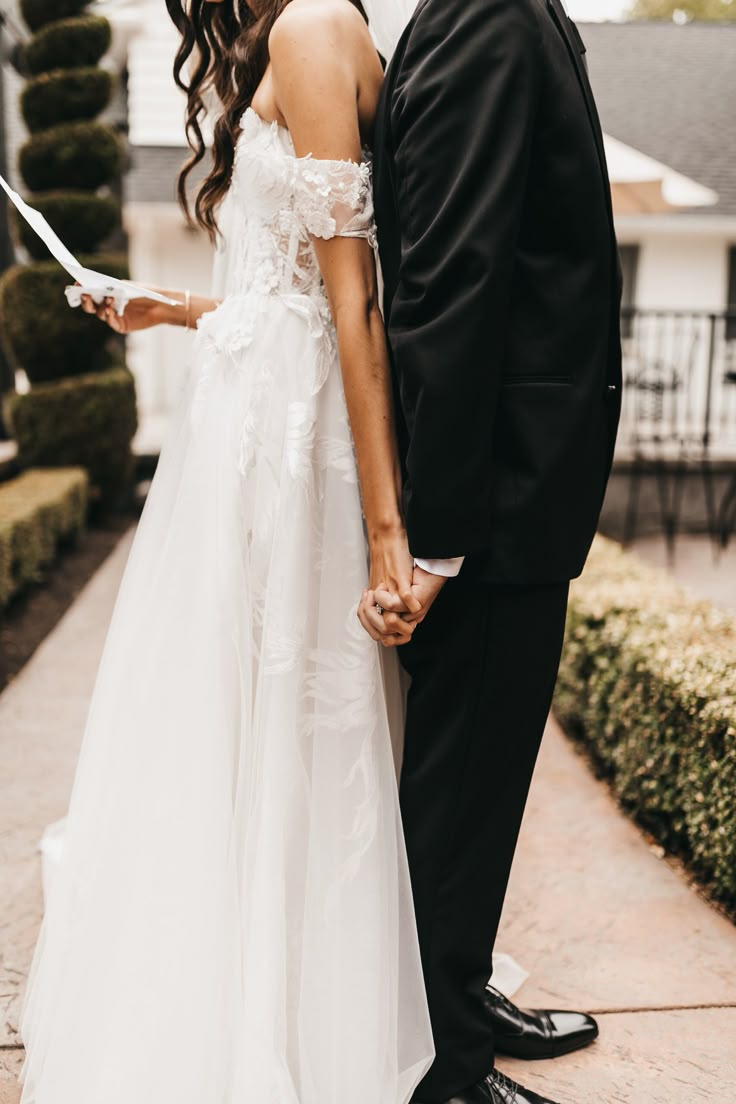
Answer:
[
  {"left": 443, "top": 1069, "right": 562, "bottom": 1104},
  {"left": 485, "top": 984, "right": 598, "bottom": 1060}
]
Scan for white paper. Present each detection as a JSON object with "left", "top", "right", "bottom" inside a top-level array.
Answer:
[{"left": 0, "top": 173, "right": 180, "bottom": 315}]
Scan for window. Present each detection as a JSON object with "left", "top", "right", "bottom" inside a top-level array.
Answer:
[
  {"left": 727, "top": 245, "right": 736, "bottom": 341},
  {"left": 619, "top": 244, "right": 640, "bottom": 338}
]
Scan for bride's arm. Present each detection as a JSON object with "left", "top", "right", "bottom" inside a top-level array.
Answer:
[
  {"left": 80, "top": 287, "right": 220, "bottom": 334},
  {"left": 270, "top": 5, "right": 421, "bottom": 643}
]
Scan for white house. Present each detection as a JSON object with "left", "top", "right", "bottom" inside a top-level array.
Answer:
[
  {"left": 117, "top": 12, "right": 736, "bottom": 450},
  {"left": 581, "top": 20, "right": 736, "bottom": 315},
  {"left": 3, "top": 6, "right": 736, "bottom": 456}
]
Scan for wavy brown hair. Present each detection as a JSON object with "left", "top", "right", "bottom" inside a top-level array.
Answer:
[{"left": 166, "top": 0, "right": 367, "bottom": 242}]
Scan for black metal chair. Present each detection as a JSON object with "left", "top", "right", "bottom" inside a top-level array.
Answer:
[
  {"left": 716, "top": 363, "right": 736, "bottom": 548},
  {"left": 620, "top": 311, "right": 719, "bottom": 559}
]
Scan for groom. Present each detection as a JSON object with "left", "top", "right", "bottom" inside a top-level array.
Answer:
[{"left": 362, "top": 1, "right": 622, "bottom": 1103}]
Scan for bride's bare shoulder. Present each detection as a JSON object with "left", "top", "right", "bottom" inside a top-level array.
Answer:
[
  {"left": 269, "top": 0, "right": 382, "bottom": 150},
  {"left": 270, "top": 0, "right": 374, "bottom": 59}
]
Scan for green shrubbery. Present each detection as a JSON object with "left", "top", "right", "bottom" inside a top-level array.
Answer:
[
  {"left": 20, "top": 0, "right": 89, "bottom": 33},
  {"left": 555, "top": 536, "right": 736, "bottom": 913},
  {"left": 5, "top": 368, "right": 138, "bottom": 509},
  {"left": 1, "top": 0, "right": 137, "bottom": 509},
  {"left": 24, "top": 15, "right": 111, "bottom": 75},
  {"left": 0, "top": 467, "right": 88, "bottom": 608},
  {"left": 11, "top": 193, "right": 121, "bottom": 260},
  {"left": 19, "top": 122, "right": 121, "bottom": 192},
  {"left": 0, "top": 253, "right": 128, "bottom": 380},
  {"left": 22, "top": 68, "right": 113, "bottom": 133}
]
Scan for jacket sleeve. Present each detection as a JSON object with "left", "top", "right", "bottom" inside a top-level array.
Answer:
[{"left": 387, "top": 0, "right": 541, "bottom": 558}]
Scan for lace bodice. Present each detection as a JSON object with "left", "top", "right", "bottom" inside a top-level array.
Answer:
[{"left": 220, "top": 107, "right": 376, "bottom": 302}]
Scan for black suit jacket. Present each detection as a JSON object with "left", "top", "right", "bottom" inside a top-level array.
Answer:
[{"left": 373, "top": 0, "right": 623, "bottom": 583}]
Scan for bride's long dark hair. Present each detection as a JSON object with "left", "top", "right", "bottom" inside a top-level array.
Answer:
[{"left": 166, "top": 0, "right": 367, "bottom": 241}]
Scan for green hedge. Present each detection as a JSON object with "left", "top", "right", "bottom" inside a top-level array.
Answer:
[
  {"left": 21, "top": 68, "right": 113, "bottom": 133},
  {"left": 0, "top": 252, "right": 128, "bottom": 381},
  {"left": 0, "top": 466, "right": 88, "bottom": 609},
  {"left": 20, "top": 0, "right": 90, "bottom": 34},
  {"left": 11, "top": 192, "right": 121, "bottom": 260},
  {"left": 24, "top": 17, "right": 111, "bottom": 78},
  {"left": 4, "top": 367, "right": 138, "bottom": 509},
  {"left": 555, "top": 536, "right": 736, "bottom": 913},
  {"left": 19, "top": 122, "right": 121, "bottom": 193}
]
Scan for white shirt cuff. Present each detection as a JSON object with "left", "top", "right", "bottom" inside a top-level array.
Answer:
[{"left": 413, "top": 556, "right": 465, "bottom": 578}]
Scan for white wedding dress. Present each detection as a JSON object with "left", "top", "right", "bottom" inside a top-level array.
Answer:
[{"left": 19, "top": 107, "right": 434, "bottom": 1104}]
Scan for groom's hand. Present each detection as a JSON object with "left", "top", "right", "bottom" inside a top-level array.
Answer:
[
  {"left": 358, "top": 588, "right": 417, "bottom": 647},
  {"left": 357, "top": 529, "right": 423, "bottom": 647},
  {"left": 375, "top": 565, "right": 448, "bottom": 628}
]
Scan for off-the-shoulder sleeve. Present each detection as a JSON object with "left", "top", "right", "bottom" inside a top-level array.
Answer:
[{"left": 294, "top": 157, "right": 376, "bottom": 245}]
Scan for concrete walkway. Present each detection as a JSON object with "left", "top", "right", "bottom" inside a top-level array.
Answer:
[
  {"left": 1, "top": 529, "right": 735, "bottom": 1103},
  {"left": 632, "top": 533, "right": 736, "bottom": 616}
]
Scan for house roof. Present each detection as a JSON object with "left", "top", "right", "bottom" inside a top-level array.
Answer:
[
  {"left": 580, "top": 20, "right": 736, "bottom": 217},
  {"left": 121, "top": 17, "right": 736, "bottom": 214}
]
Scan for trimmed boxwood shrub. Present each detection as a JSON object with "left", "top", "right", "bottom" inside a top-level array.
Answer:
[
  {"left": 24, "top": 16, "right": 111, "bottom": 76},
  {"left": 555, "top": 536, "right": 736, "bottom": 914},
  {"left": 19, "top": 122, "right": 121, "bottom": 193},
  {"left": 22, "top": 68, "right": 113, "bottom": 133},
  {"left": 0, "top": 252, "right": 129, "bottom": 381},
  {"left": 5, "top": 368, "right": 138, "bottom": 509},
  {"left": 11, "top": 192, "right": 121, "bottom": 260},
  {"left": 20, "top": 0, "right": 89, "bottom": 34},
  {"left": 0, "top": 466, "right": 88, "bottom": 608}
]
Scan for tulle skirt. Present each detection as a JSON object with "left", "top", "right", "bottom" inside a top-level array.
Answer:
[{"left": 19, "top": 291, "right": 434, "bottom": 1104}]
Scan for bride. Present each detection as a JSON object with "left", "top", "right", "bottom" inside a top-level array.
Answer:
[{"left": 18, "top": 1, "right": 436, "bottom": 1102}]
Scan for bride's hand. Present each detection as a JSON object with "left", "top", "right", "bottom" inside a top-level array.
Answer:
[
  {"left": 357, "top": 527, "right": 422, "bottom": 647},
  {"left": 80, "top": 291, "right": 166, "bottom": 335}
]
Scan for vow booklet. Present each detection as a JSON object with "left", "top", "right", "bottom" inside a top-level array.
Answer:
[{"left": 0, "top": 173, "right": 180, "bottom": 316}]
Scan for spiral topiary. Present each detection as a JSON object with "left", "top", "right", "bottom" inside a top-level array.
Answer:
[
  {"left": 11, "top": 193, "right": 121, "bottom": 261},
  {"left": 22, "top": 68, "right": 113, "bottom": 133},
  {"left": 5, "top": 369, "right": 138, "bottom": 510},
  {"left": 0, "top": 0, "right": 136, "bottom": 508},
  {"left": 20, "top": 0, "right": 89, "bottom": 34},
  {"left": 23, "top": 16, "right": 112, "bottom": 76},
  {"left": 0, "top": 253, "right": 129, "bottom": 381},
  {"left": 20, "top": 122, "right": 121, "bottom": 192}
]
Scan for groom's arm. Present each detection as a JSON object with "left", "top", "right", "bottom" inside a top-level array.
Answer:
[{"left": 387, "top": 0, "right": 541, "bottom": 558}]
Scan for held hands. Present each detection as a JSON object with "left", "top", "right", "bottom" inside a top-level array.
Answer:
[
  {"left": 357, "top": 529, "right": 447, "bottom": 647},
  {"left": 377, "top": 564, "right": 447, "bottom": 629}
]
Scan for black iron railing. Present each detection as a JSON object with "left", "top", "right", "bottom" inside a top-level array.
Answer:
[{"left": 618, "top": 309, "right": 736, "bottom": 549}]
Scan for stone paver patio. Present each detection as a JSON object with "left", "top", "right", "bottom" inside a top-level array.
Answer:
[
  {"left": 1, "top": 527, "right": 735, "bottom": 1103},
  {"left": 632, "top": 533, "right": 736, "bottom": 616}
]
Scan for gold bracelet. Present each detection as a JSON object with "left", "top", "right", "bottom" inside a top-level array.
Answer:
[{"left": 184, "top": 288, "right": 191, "bottom": 330}]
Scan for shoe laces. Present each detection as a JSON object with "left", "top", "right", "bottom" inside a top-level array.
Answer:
[{"left": 486, "top": 1069, "right": 519, "bottom": 1103}]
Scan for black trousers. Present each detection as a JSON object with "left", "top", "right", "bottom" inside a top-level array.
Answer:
[{"left": 398, "top": 577, "right": 570, "bottom": 1103}]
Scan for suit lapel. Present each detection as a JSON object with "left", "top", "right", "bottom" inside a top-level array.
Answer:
[
  {"left": 546, "top": 0, "right": 614, "bottom": 229},
  {"left": 374, "top": 0, "right": 435, "bottom": 153},
  {"left": 373, "top": 9, "right": 420, "bottom": 218}
]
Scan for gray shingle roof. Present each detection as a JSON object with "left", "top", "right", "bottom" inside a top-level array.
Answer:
[
  {"left": 125, "top": 22, "right": 736, "bottom": 217},
  {"left": 579, "top": 20, "right": 736, "bottom": 216}
]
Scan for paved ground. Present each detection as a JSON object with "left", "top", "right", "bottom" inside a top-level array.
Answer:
[
  {"left": 631, "top": 533, "right": 736, "bottom": 614},
  {"left": 0, "top": 531, "right": 137, "bottom": 1061},
  {"left": 496, "top": 728, "right": 736, "bottom": 1100},
  {"left": 1, "top": 528, "right": 735, "bottom": 1103}
]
